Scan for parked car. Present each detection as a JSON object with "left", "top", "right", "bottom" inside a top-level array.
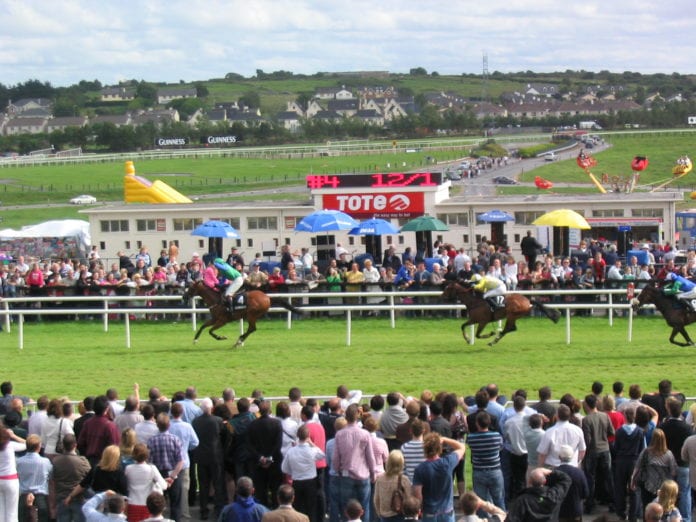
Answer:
[
  {"left": 544, "top": 152, "right": 558, "bottom": 162},
  {"left": 445, "top": 170, "right": 462, "bottom": 181},
  {"left": 70, "top": 194, "right": 97, "bottom": 205},
  {"left": 493, "top": 176, "right": 519, "bottom": 185}
]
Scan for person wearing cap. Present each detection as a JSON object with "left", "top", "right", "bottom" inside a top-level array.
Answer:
[
  {"left": 469, "top": 273, "right": 506, "bottom": 311},
  {"left": 662, "top": 271, "right": 696, "bottom": 310}
]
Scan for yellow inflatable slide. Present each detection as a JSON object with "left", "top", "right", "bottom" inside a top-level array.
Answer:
[{"left": 123, "top": 161, "right": 192, "bottom": 203}]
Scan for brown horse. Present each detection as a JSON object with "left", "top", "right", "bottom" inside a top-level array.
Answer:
[
  {"left": 442, "top": 281, "right": 560, "bottom": 346},
  {"left": 632, "top": 282, "right": 696, "bottom": 346},
  {"left": 183, "top": 280, "right": 301, "bottom": 347}
]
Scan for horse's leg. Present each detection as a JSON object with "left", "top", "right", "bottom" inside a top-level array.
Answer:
[
  {"left": 671, "top": 326, "right": 693, "bottom": 347},
  {"left": 234, "top": 318, "right": 256, "bottom": 348},
  {"left": 461, "top": 321, "right": 472, "bottom": 342},
  {"left": 489, "top": 320, "right": 517, "bottom": 346},
  {"left": 475, "top": 322, "right": 495, "bottom": 339},
  {"left": 193, "top": 319, "right": 214, "bottom": 343},
  {"left": 207, "top": 320, "right": 229, "bottom": 341}
]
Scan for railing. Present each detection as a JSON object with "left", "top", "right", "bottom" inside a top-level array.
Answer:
[{"left": 1, "top": 287, "right": 639, "bottom": 349}]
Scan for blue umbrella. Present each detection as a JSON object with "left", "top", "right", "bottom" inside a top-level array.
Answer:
[
  {"left": 294, "top": 209, "right": 358, "bottom": 232},
  {"left": 191, "top": 220, "right": 241, "bottom": 239},
  {"left": 349, "top": 218, "right": 400, "bottom": 236},
  {"left": 478, "top": 209, "right": 515, "bottom": 223}
]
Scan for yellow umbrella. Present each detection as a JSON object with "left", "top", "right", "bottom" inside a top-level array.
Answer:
[{"left": 532, "top": 209, "right": 591, "bottom": 229}]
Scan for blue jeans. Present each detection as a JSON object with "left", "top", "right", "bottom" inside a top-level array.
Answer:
[
  {"left": 473, "top": 467, "right": 506, "bottom": 511},
  {"left": 57, "top": 496, "right": 85, "bottom": 522},
  {"left": 338, "top": 476, "right": 371, "bottom": 522},
  {"left": 329, "top": 474, "right": 341, "bottom": 522},
  {"left": 677, "top": 466, "right": 691, "bottom": 522},
  {"left": 421, "top": 512, "right": 455, "bottom": 522}
]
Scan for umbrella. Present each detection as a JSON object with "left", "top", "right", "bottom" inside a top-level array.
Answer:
[
  {"left": 532, "top": 209, "right": 591, "bottom": 229},
  {"left": 478, "top": 209, "right": 515, "bottom": 223},
  {"left": 349, "top": 218, "right": 400, "bottom": 236},
  {"left": 191, "top": 220, "right": 241, "bottom": 238},
  {"left": 294, "top": 209, "right": 358, "bottom": 232},
  {"left": 400, "top": 215, "right": 450, "bottom": 232}
]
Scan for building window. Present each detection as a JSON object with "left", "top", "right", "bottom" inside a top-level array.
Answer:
[
  {"left": 136, "top": 219, "right": 165, "bottom": 232},
  {"left": 211, "top": 217, "right": 241, "bottom": 229},
  {"left": 631, "top": 208, "right": 663, "bottom": 218},
  {"left": 437, "top": 213, "right": 469, "bottom": 226},
  {"left": 100, "top": 219, "right": 129, "bottom": 232},
  {"left": 513, "top": 211, "right": 546, "bottom": 225},
  {"left": 592, "top": 209, "right": 624, "bottom": 217},
  {"left": 247, "top": 216, "right": 278, "bottom": 230},
  {"left": 173, "top": 218, "right": 203, "bottom": 231}
]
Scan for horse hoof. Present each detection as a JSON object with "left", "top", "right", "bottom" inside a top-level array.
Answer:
[
  {"left": 220, "top": 336, "right": 228, "bottom": 341},
  {"left": 193, "top": 339, "right": 198, "bottom": 345}
]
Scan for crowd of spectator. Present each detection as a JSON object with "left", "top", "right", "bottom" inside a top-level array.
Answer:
[
  {"left": 1, "top": 378, "right": 695, "bottom": 522},
  {"left": 0, "top": 236, "right": 688, "bottom": 322}
]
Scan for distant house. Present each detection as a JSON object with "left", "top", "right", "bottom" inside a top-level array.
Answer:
[
  {"left": 286, "top": 100, "right": 305, "bottom": 116},
  {"left": 206, "top": 108, "right": 228, "bottom": 122},
  {"left": 470, "top": 102, "right": 507, "bottom": 120},
  {"left": 157, "top": 87, "right": 197, "bottom": 105},
  {"left": 305, "top": 100, "right": 324, "bottom": 118},
  {"left": 313, "top": 110, "right": 341, "bottom": 123},
  {"left": 91, "top": 114, "right": 132, "bottom": 127},
  {"left": 314, "top": 86, "right": 354, "bottom": 100},
  {"left": 226, "top": 111, "right": 264, "bottom": 127},
  {"left": 132, "top": 108, "right": 180, "bottom": 125},
  {"left": 525, "top": 83, "right": 557, "bottom": 97},
  {"left": 327, "top": 99, "right": 359, "bottom": 117},
  {"left": 100, "top": 86, "right": 136, "bottom": 102},
  {"left": 13, "top": 107, "right": 52, "bottom": 119},
  {"left": 357, "top": 85, "right": 396, "bottom": 99},
  {"left": 7, "top": 98, "right": 52, "bottom": 117},
  {"left": 46, "top": 116, "right": 88, "bottom": 132},
  {"left": 354, "top": 109, "right": 384, "bottom": 126},
  {"left": 5, "top": 117, "right": 48, "bottom": 135},
  {"left": 276, "top": 111, "right": 303, "bottom": 132}
]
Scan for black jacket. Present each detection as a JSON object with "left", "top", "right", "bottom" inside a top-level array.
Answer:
[{"left": 507, "top": 470, "right": 571, "bottom": 521}]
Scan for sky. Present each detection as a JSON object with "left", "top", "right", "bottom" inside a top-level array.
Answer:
[{"left": 2, "top": 0, "right": 695, "bottom": 87}]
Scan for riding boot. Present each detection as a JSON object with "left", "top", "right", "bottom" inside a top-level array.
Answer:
[{"left": 486, "top": 298, "right": 497, "bottom": 313}]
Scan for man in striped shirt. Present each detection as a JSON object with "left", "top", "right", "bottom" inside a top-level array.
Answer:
[
  {"left": 467, "top": 411, "right": 505, "bottom": 511},
  {"left": 401, "top": 419, "right": 426, "bottom": 482}
]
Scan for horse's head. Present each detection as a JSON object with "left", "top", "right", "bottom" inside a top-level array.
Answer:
[
  {"left": 442, "top": 280, "right": 472, "bottom": 302},
  {"left": 182, "top": 280, "right": 202, "bottom": 304},
  {"left": 631, "top": 281, "right": 657, "bottom": 311}
]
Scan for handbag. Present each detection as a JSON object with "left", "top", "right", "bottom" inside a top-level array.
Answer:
[
  {"left": 390, "top": 474, "right": 406, "bottom": 514},
  {"left": 54, "top": 419, "right": 65, "bottom": 454}
]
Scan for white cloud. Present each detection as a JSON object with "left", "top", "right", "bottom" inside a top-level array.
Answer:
[{"left": 0, "top": 0, "right": 694, "bottom": 86}]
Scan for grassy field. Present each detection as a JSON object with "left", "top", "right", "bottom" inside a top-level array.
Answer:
[
  {"left": 2, "top": 314, "right": 693, "bottom": 402},
  {"left": 518, "top": 132, "right": 696, "bottom": 188}
]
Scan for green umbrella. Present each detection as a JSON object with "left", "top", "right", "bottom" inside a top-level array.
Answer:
[{"left": 400, "top": 215, "right": 450, "bottom": 232}]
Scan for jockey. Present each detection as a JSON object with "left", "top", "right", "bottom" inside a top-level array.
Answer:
[
  {"left": 470, "top": 273, "right": 507, "bottom": 311},
  {"left": 663, "top": 272, "right": 696, "bottom": 310},
  {"left": 213, "top": 258, "right": 245, "bottom": 310}
]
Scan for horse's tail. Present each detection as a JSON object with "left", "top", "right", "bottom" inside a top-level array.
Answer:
[
  {"left": 270, "top": 297, "right": 303, "bottom": 314},
  {"left": 531, "top": 298, "right": 561, "bottom": 324}
]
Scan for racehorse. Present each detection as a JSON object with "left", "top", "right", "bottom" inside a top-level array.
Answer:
[
  {"left": 631, "top": 282, "right": 696, "bottom": 346},
  {"left": 442, "top": 281, "right": 560, "bottom": 346},
  {"left": 183, "top": 280, "right": 301, "bottom": 348}
]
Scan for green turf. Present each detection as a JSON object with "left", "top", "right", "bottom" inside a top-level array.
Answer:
[{"left": 1, "top": 314, "right": 692, "bottom": 401}]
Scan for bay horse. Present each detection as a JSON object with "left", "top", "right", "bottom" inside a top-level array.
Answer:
[
  {"left": 183, "top": 280, "right": 301, "bottom": 347},
  {"left": 442, "top": 281, "right": 560, "bottom": 346},
  {"left": 631, "top": 282, "right": 696, "bottom": 346}
]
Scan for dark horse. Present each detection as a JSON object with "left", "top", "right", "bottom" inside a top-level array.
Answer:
[
  {"left": 183, "top": 280, "right": 301, "bottom": 348},
  {"left": 632, "top": 282, "right": 696, "bottom": 346},
  {"left": 442, "top": 281, "right": 560, "bottom": 346}
]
